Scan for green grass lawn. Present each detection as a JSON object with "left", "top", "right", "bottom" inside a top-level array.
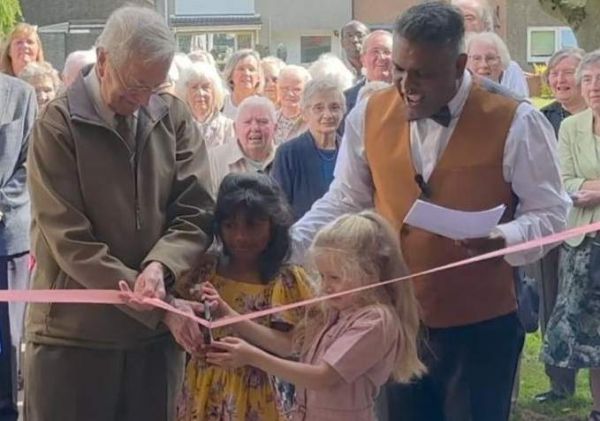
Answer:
[{"left": 513, "top": 332, "right": 592, "bottom": 421}]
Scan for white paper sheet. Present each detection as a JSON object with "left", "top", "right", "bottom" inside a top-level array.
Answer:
[{"left": 403, "top": 199, "right": 506, "bottom": 240}]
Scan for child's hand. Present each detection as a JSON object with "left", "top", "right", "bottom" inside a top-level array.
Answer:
[
  {"left": 190, "top": 282, "right": 235, "bottom": 318},
  {"left": 205, "top": 337, "right": 258, "bottom": 369}
]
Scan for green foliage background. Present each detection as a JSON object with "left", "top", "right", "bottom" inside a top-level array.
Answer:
[{"left": 0, "top": 0, "right": 22, "bottom": 35}]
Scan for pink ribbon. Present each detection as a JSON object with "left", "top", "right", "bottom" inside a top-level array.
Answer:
[{"left": 2, "top": 220, "right": 599, "bottom": 329}]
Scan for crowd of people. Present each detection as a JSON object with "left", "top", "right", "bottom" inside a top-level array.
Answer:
[{"left": 1, "top": 0, "right": 600, "bottom": 420}]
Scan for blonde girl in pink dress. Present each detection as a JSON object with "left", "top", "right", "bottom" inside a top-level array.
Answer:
[{"left": 204, "top": 210, "right": 426, "bottom": 421}]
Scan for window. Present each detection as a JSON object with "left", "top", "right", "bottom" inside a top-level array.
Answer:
[
  {"left": 527, "top": 26, "right": 578, "bottom": 63},
  {"left": 177, "top": 34, "right": 192, "bottom": 53},
  {"left": 300, "top": 36, "right": 331, "bottom": 64}
]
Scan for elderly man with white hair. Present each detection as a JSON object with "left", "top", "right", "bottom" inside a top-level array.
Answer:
[
  {"left": 451, "top": 0, "right": 529, "bottom": 98},
  {"left": 345, "top": 30, "right": 393, "bottom": 114},
  {"left": 209, "top": 95, "right": 277, "bottom": 195},
  {"left": 61, "top": 48, "right": 96, "bottom": 88},
  {"left": 25, "top": 6, "right": 214, "bottom": 421}
]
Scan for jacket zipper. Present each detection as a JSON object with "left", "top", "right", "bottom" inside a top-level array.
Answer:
[
  {"left": 72, "top": 116, "right": 141, "bottom": 231},
  {"left": 130, "top": 152, "right": 141, "bottom": 231}
]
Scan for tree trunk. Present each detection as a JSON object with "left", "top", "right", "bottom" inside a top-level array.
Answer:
[{"left": 538, "top": 0, "right": 600, "bottom": 53}]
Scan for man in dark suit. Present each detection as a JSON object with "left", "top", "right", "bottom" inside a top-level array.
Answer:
[
  {"left": 0, "top": 73, "right": 36, "bottom": 421},
  {"left": 340, "top": 30, "right": 393, "bottom": 135}
]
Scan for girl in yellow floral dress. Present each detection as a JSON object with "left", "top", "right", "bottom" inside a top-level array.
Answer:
[{"left": 176, "top": 172, "right": 312, "bottom": 421}]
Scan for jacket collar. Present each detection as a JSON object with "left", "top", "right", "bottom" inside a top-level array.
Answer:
[
  {"left": 575, "top": 108, "right": 594, "bottom": 134},
  {"left": 66, "top": 64, "right": 169, "bottom": 126}
]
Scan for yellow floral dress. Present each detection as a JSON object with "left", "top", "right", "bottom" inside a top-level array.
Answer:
[{"left": 176, "top": 255, "right": 312, "bottom": 421}]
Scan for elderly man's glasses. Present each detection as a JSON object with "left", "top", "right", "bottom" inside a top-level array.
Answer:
[{"left": 110, "top": 60, "right": 170, "bottom": 96}]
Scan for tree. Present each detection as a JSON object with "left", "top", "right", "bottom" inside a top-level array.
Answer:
[
  {"left": 538, "top": 0, "right": 600, "bottom": 53},
  {"left": 0, "top": 0, "right": 22, "bottom": 35}
]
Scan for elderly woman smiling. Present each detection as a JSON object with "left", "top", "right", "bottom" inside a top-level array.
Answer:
[
  {"left": 209, "top": 96, "right": 277, "bottom": 195},
  {"left": 222, "top": 49, "right": 263, "bottom": 119},
  {"left": 541, "top": 48, "right": 587, "bottom": 135},
  {"left": 542, "top": 50, "right": 600, "bottom": 421},
  {"left": 466, "top": 31, "right": 527, "bottom": 98},
  {"left": 274, "top": 65, "right": 312, "bottom": 145},
  {"left": 176, "top": 62, "right": 234, "bottom": 149},
  {"left": 271, "top": 78, "right": 345, "bottom": 220},
  {"left": 0, "top": 23, "right": 45, "bottom": 77},
  {"left": 261, "top": 56, "right": 286, "bottom": 107}
]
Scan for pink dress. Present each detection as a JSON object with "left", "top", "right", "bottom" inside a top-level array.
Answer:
[{"left": 291, "top": 306, "right": 400, "bottom": 421}]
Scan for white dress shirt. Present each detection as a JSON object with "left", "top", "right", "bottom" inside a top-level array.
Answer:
[
  {"left": 501, "top": 60, "right": 530, "bottom": 99},
  {"left": 292, "top": 71, "right": 571, "bottom": 266}
]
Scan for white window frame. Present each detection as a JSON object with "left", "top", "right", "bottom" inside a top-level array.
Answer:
[{"left": 527, "top": 26, "right": 575, "bottom": 63}]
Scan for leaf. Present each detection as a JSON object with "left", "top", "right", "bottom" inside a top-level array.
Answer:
[{"left": 0, "top": 0, "right": 23, "bottom": 35}]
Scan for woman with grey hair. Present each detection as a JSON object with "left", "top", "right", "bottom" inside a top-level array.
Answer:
[
  {"left": 176, "top": 61, "right": 234, "bottom": 148},
  {"left": 541, "top": 50, "right": 600, "bottom": 421},
  {"left": 271, "top": 78, "right": 345, "bottom": 220},
  {"left": 541, "top": 48, "right": 587, "bottom": 135},
  {"left": 466, "top": 31, "right": 528, "bottom": 98},
  {"left": 535, "top": 47, "right": 588, "bottom": 405},
  {"left": 274, "top": 64, "right": 311, "bottom": 145},
  {"left": 221, "top": 49, "right": 263, "bottom": 119},
  {"left": 261, "top": 56, "right": 286, "bottom": 107},
  {"left": 451, "top": 0, "right": 494, "bottom": 32},
  {"left": 187, "top": 49, "right": 216, "bottom": 68},
  {"left": 18, "top": 60, "right": 61, "bottom": 112}
]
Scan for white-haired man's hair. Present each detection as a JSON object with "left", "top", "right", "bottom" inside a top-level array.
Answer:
[
  {"left": 361, "top": 30, "right": 392, "bottom": 53},
  {"left": 62, "top": 49, "right": 96, "bottom": 86},
  {"left": 465, "top": 31, "right": 511, "bottom": 69},
  {"left": 176, "top": 62, "right": 226, "bottom": 112},
  {"left": 96, "top": 6, "right": 175, "bottom": 68},
  {"left": 451, "top": 0, "right": 494, "bottom": 32},
  {"left": 235, "top": 95, "right": 277, "bottom": 124},
  {"left": 308, "top": 53, "right": 354, "bottom": 91}
]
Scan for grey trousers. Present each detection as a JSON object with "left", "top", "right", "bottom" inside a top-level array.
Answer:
[
  {"left": 0, "top": 252, "right": 29, "bottom": 421},
  {"left": 24, "top": 337, "right": 185, "bottom": 421}
]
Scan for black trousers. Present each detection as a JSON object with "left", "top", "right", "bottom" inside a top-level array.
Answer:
[
  {"left": 383, "top": 312, "right": 525, "bottom": 421},
  {"left": 0, "top": 254, "right": 28, "bottom": 421}
]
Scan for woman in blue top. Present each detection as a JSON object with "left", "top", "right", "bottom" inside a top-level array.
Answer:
[{"left": 271, "top": 78, "right": 345, "bottom": 221}]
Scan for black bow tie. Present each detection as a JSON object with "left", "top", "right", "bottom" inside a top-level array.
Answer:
[{"left": 430, "top": 105, "right": 452, "bottom": 127}]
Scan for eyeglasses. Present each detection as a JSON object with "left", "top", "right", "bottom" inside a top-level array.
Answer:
[
  {"left": 468, "top": 55, "right": 501, "bottom": 65},
  {"left": 309, "top": 103, "right": 343, "bottom": 114},
  {"left": 110, "top": 60, "right": 170, "bottom": 96}
]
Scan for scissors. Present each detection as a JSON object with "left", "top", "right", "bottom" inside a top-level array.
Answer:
[{"left": 202, "top": 299, "right": 214, "bottom": 345}]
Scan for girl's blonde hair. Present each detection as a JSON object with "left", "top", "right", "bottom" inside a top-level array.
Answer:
[
  {"left": 306, "top": 210, "right": 426, "bottom": 383},
  {"left": 0, "top": 23, "right": 44, "bottom": 76}
]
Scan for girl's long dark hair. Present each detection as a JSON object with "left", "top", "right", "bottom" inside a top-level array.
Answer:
[{"left": 215, "top": 172, "right": 293, "bottom": 282}]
